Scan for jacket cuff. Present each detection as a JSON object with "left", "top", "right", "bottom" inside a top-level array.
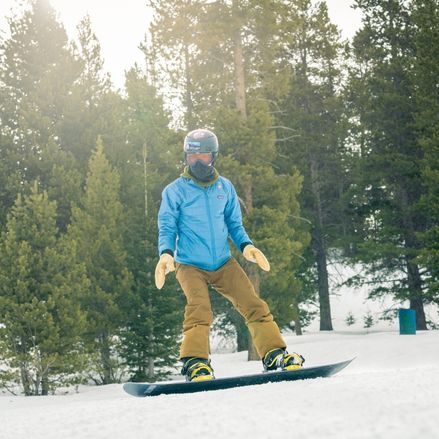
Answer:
[
  {"left": 160, "top": 249, "right": 174, "bottom": 257},
  {"left": 240, "top": 242, "right": 253, "bottom": 252}
]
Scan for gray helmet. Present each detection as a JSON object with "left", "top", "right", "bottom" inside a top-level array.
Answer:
[{"left": 184, "top": 129, "right": 219, "bottom": 155}]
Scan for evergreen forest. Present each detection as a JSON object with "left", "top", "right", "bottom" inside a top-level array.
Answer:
[{"left": 0, "top": 0, "right": 438, "bottom": 395}]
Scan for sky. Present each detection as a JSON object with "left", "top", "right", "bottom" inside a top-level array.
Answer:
[{"left": 0, "top": 0, "right": 363, "bottom": 90}]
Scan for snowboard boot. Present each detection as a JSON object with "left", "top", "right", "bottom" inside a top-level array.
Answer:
[
  {"left": 262, "top": 348, "right": 305, "bottom": 372},
  {"left": 181, "top": 357, "right": 215, "bottom": 382}
]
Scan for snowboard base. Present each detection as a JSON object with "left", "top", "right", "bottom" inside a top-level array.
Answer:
[{"left": 123, "top": 358, "right": 354, "bottom": 397}]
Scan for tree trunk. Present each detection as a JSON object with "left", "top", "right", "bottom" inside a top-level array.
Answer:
[
  {"left": 41, "top": 373, "right": 49, "bottom": 396},
  {"left": 181, "top": 0, "right": 195, "bottom": 130},
  {"left": 310, "top": 158, "right": 333, "bottom": 330},
  {"left": 294, "top": 317, "right": 303, "bottom": 336},
  {"left": 409, "top": 295, "right": 427, "bottom": 330},
  {"left": 293, "top": 301, "right": 303, "bottom": 336},
  {"left": 232, "top": 2, "right": 247, "bottom": 119},
  {"left": 184, "top": 42, "right": 195, "bottom": 130},
  {"left": 147, "top": 357, "right": 155, "bottom": 380},
  {"left": 100, "top": 333, "right": 113, "bottom": 384},
  {"left": 231, "top": 8, "right": 259, "bottom": 360},
  {"left": 144, "top": 144, "right": 157, "bottom": 379},
  {"left": 229, "top": 309, "right": 248, "bottom": 351},
  {"left": 20, "top": 363, "right": 32, "bottom": 396},
  {"left": 399, "top": 187, "right": 427, "bottom": 330},
  {"left": 237, "top": 325, "right": 249, "bottom": 352},
  {"left": 312, "top": 228, "right": 333, "bottom": 330},
  {"left": 233, "top": 34, "right": 247, "bottom": 118},
  {"left": 406, "top": 258, "right": 427, "bottom": 330},
  {"left": 147, "top": 293, "right": 155, "bottom": 380}
]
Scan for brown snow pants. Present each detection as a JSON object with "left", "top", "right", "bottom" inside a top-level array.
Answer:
[{"left": 176, "top": 257, "right": 286, "bottom": 360}]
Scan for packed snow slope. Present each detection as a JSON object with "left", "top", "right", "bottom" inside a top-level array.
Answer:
[{"left": 1, "top": 330, "right": 438, "bottom": 439}]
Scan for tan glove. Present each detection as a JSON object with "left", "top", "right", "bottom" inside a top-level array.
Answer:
[
  {"left": 154, "top": 253, "right": 175, "bottom": 289},
  {"left": 243, "top": 245, "right": 270, "bottom": 272}
]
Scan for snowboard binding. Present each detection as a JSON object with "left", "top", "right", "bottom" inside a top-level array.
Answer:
[
  {"left": 181, "top": 357, "right": 215, "bottom": 382},
  {"left": 262, "top": 348, "right": 305, "bottom": 372}
]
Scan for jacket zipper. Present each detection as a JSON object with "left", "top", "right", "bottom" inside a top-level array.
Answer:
[{"left": 204, "top": 189, "right": 217, "bottom": 266}]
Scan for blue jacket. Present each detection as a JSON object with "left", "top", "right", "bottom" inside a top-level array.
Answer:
[{"left": 158, "top": 175, "right": 252, "bottom": 271}]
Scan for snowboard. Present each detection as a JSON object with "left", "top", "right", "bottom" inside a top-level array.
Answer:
[{"left": 123, "top": 358, "right": 354, "bottom": 397}]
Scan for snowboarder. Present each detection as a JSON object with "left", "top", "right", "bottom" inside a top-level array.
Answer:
[{"left": 155, "top": 128, "right": 304, "bottom": 382}]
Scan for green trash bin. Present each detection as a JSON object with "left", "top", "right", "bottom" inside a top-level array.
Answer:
[{"left": 399, "top": 309, "right": 416, "bottom": 335}]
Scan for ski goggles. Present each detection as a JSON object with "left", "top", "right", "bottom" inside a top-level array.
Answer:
[{"left": 186, "top": 152, "right": 213, "bottom": 165}]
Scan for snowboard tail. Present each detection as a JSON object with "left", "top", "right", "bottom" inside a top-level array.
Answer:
[{"left": 123, "top": 358, "right": 354, "bottom": 397}]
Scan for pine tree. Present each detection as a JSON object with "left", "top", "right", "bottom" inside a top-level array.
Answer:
[
  {"left": 117, "top": 67, "right": 183, "bottom": 381},
  {"left": 0, "top": 0, "right": 80, "bottom": 154},
  {"left": 345, "top": 312, "right": 356, "bottom": 327},
  {"left": 214, "top": 105, "right": 310, "bottom": 350},
  {"left": 411, "top": 0, "right": 439, "bottom": 307},
  {"left": 0, "top": 0, "right": 81, "bottom": 226},
  {"left": 363, "top": 312, "right": 374, "bottom": 330},
  {"left": 0, "top": 1, "right": 120, "bottom": 235},
  {"left": 213, "top": 1, "right": 310, "bottom": 354},
  {"left": 68, "top": 139, "right": 132, "bottom": 384},
  {"left": 349, "top": 0, "right": 428, "bottom": 329},
  {"left": 58, "top": 14, "right": 121, "bottom": 168},
  {"left": 0, "top": 183, "right": 88, "bottom": 395},
  {"left": 275, "top": 0, "right": 349, "bottom": 331},
  {"left": 146, "top": 0, "right": 204, "bottom": 129},
  {"left": 32, "top": 140, "right": 83, "bottom": 232},
  {"left": 147, "top": 0, "right": 310, "bottom": 358}
]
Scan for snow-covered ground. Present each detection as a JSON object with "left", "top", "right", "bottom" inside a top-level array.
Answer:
[
  {"left": 1, "top": 330, "right": 438, "bottom": 439},
  {"left": 2, "top": 263, "right": 438, "bottom": 439}
]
